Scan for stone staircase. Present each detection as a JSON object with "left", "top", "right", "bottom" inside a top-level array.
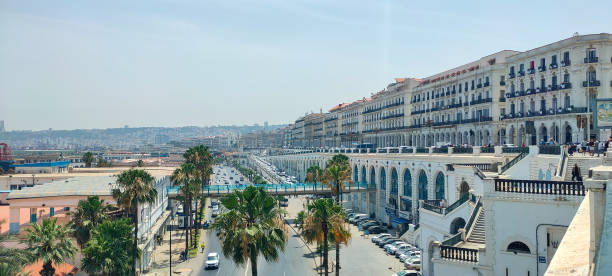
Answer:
[
  {"left": 467, "top": 209, "right": 485, "bottom": 244},
  {"left": 563, "top": 156, "right": 603, "bottom": 181}
]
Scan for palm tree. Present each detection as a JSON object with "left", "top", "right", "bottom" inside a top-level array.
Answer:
[
  {"left": 112, "top": 169, "right": 158, "bottom": 275},
  {"left": 71, "top": 196, "right": 112, "bottom": 249},
  {"left": 212, "top": 186, "right": 288, "bottom": 276},
  {"left": 0, "top": 221, "right": 33, "bottom": 275},
  {"left": 23, "top": 218, "right": 77, "bottom": 276},
  {"left": 81, "top": 218, "right": 135, "bottom": 275},
  {"left": 183, "top": 145, "right": 213, "bottom": 233},
  {"left": 305, "top": 165, "right": 322, "bottom": 192},
  {"left": 82, "top": 152, "right": 94, "bottom": 168},
  {"left": 321, "top": 155, "right": 352, "bottom": 276},
  {"left": 171, "top": 163, "right": 200, "bottom": 257},
  {"left": 301, "top": 198, "right": 350, "bottom": 276},
  {"left": 136, "top": 159, "right": 144, "bottom": 167}
]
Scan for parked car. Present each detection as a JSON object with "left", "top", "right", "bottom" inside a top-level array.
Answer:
[
  {"left": 404, "top": 258, "right": 421, "bottom": 270},
  {"left": 396, "top": 246, "right": 417, "bottom": 258},
  {"left": 353, "top": 216, "right": 370, "bottom": 225},
  {"left": 391, "top": 269, "right": 420, "bottom": 276},
  {"left": 385, "top": 241, "right": 406, "bottom": 253},
  {"left": 400, "top": 251, "right": 421, "bottom": 262},
  {"left": 392, "top": 244, "right": 412, "bottom": 256},
  {"left": 364, "top": 223, "right": 382, "bottom": 231},
  {"left": 372, "top": 233, "right": 391, "bottom": 243},
  {"left": 205, "top": 252, "right": 220, "bottom": 269},
  {"left": 367, "top": 226, "right": 385, "bottom": 234},
  {"left": 349, "top": 214, "right": 368, "bottom": 223},
  {"left": 379, "top": 238, "right": 402, "bottom": 248},
  {"left": 360, "top": 221, "right": 378, "bottom": 230}
]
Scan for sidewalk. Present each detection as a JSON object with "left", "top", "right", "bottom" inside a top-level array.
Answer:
[{"left": 142, "top": 221, "right": 191, "bottom": 276}]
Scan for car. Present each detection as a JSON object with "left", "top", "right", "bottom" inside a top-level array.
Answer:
[
  {"left": 372, "top": 233, "right": 391, "bottom": 243},
  {"left": 391, "top": 269, "right": 421, "bottom": 276},
  {"left": 380, "top": 238, "right": 402, "bottom": 248},
  {"left": 363, "top": 223, "right": 381, "bottom": 231},
  {"left": 385, "top": 241, "right": 406, "bottom": 253},
  {"left": 404, "top": 258, "right": 421, "bottom": 270},
  {"left": 400, "top": 251, "right": 421, "bottom": 262},
  {"left": 392, "top": 244, "right": 412, "bottom": 255},
  {"left": 205, "top": 252, "right": 220, "bottom": 269},
  {"left": 368, "top": 226, "right": 385, "bottom": 234},
  {"left": 352, "top": 216, "right": 369, "bottom": 225},
  {"left": 395, "top": 246, "right": 416, "bottom": 258},
  {"left": 376, "top": 236, "right": 395, "bottom": 246},
  {"left": 359, "top": 221, "right": 378, "bottom": 230}
]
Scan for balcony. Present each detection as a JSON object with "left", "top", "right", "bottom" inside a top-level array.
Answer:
[
  {"left": 440, "top": 246, "right": 479, "bottom": 263},
  {"left": 548, "top": 84, "right": 558, "bottom": 91},
  {"left": 561, "top": 59, "right": 571, "bottom": 67},
  {"left": 549, "top": 63, "right": 558, "bottom": 69},
  {"left": 500, "top": 80, "right": 506, "bottom": 86},
  {"left": 518, "top": 70, "right": 525, "bottom": 77},
  {"left": 483, "top": 82, "right": 490, "bottom": 87},
  {"left": 469, "top": 98, "right": 493, "bottom": 105},
  {"left": 527, "top": 68, "right": 535, "bottom": 74},
  {"left": 536, "top": 87, "right": 547, "bottom": 93},
  {"left": 584, "top": 56, "right": 599, "bottom": 63},
  {"left": 525, "top": 88, "right": 534, "bottom": 95},
  {"left": 538, "top": 65, "right": 546, "bottom": 72},
  {"left": 559, "top": 82, "right": 572, "bottom": 90},
  {"left": 583, "top": 80, "right": 601, "bottom": 87},
  {"left": 508, "top": 72, "right": 515, "bottom": 79},
  {"left": 476, "top": 83, "right": 482, "bottom": 88},
  {"left": 499, "top": 96, "right": 506, "bottom": 102}
]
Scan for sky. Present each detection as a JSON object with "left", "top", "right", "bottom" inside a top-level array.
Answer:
[{"left": 1, "top": 0, "right": 611, "bottom": 131}]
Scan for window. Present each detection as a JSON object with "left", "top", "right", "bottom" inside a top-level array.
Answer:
[
  {"left": 540, "top": 98, "right": 546, "bottom": 112},
  {"left": 519, "top": 64, "right": 524, "bottom": 71},
  {"left": 552, "top": 97, "right": 558, "bottom": 111},
  {"left": 529, "top": 79, "right": 535, "bottom": 90},
  {"left": 540, "top": 77, "right": 546, "bottom": 89},
  {"left": 563, "top": 51, "right": 570, "bottom": 65},
  {"left": 540, "top": 57, "right": 546, "bottom": 67},
  {"left": 552, "top": 75, "right": 558, "bottom": 86},
  {"left": 510, "top": 103, "right": 515, "bottom": 114},
  {"left": 530, "top": 99, "right": 535, "bottom": 112},
  {"left": 530, "top": 60, "right": 535, "bottom": 69},
  {"left": 552, "top": 55, "right": 557, "bottom": 64},
  {"left": 507, "top": 241, "right": 531, "bottom": 254},
  {"left": 564, "top": 95, "right": 570, "bottom": 108},
  {"left": 588, "top": 48, "right": 596, "bottom": 59},
  {"left": 563, "top": 73, "right": 570, "bottom": 83},
  {"left": 587, "top": 69, "right": 597, "bottom": 81},
  {"left": 520, "top": 101, "right": 525, "bottom": 113},
  {"left": 510, "top": 66, "right": 515, "bottom": 74}
]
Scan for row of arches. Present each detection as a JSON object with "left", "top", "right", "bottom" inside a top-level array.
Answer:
[
  {"left": 410, "top": 129, "right": 492, "bottom": 147},
  {"left": 356, "top": 165, "right": 445, "bottom": 200}
]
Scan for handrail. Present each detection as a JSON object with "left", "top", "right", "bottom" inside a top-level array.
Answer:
[
  {"left": 464, "top": 196, "right": 482, "bottom": 238},
  {"left": 556, "top": 150, "right": 568, "bottom": 177},
  {"left": 501, "top": 152, "right": 528, "bottom": 173},
  {"left": 440, "top": 246, "right": 479, "bottom": 263},
  {"left": 493, "top": 179, "right": 585, "bottom": 196},
  {"left": 442, "top": 232, "right": 463, "bottom": 246},
  {"left": 421, "top": 193, "right": 470, "bottom": 215}
]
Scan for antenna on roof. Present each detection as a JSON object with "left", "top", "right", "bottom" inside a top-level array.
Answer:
[{"left": 573, "top": 32, "right": 579, "bottom": 37}]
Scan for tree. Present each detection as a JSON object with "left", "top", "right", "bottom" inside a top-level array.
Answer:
[
  {"left": 81, "top": 218, "right": 136, "bottom": 275},
  {"left": 301, "top": 198, "right": 349, "bottom": 276},
  {"left": 321, "top": 154, "right": 352, "bottom": 276},
  {"left": 71, "top": 196, "right": 112, "bottom": 249},
  {"left": 136, "top": 160, "right": 144, "bottom": 167},
  {"left": 112, "top": 169, "right": 158, "bottom": 275},
  {"left": 212, "top": 186, "right": 288, "bottom": 276},
  {"left": 82, "top": 152, "right": 94, "bottom": 168},
  {"left": 0, "top": 221, "right": 33, "bottom": 275},
  {"left": 97, "top": 158, "right": 110, "bottom": 168},
  {"left": 183, "top": 145, "right": 213, "bottom": 235},
  {"left": 295, "top": 210, "right": 306, "bottom": 230},
  {"left": 23, "top": 218, "right": 77, "bottom": 276},
  {"left": 171, "top": 163, "right": 200, "bottom": 257},
  {"left": 305, "top": 165, "right": 322, "bottom": 185}
]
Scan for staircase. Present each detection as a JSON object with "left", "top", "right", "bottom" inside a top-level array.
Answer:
[
  {"left": 467, "top": 210, "right": 485, "bottom": 244},
  {"left": 564, "top": 156, "right": 603, "bottom": 181}
]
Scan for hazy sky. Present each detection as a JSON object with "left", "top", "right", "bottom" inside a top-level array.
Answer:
[{"left": 1, "top": 0, "right": 611, "bottom": 131}]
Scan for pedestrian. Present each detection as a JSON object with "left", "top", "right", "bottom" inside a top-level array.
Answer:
[
  {"left": 581, "top": 139, "right": 588, "bottom": 155},
  {"left": 598, "top": 140, "right": 604, "bottom": 157},
  {"left": 201, "top": 242, "right": 205, "bottom": 253},
  {"left": 571, "top": 164, "right": 581, "bottom": 181}
]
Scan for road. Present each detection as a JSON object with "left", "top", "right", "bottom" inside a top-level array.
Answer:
[{"left": 193, "top": 165, "right": 317, "bottom": 276}]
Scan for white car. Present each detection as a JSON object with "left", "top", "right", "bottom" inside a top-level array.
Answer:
[
  {"left": 391, "top": 269, "right": 420, "bottom": 276},
  {"left": 394, "top": 244, "right": 413, "bottom": 257},
  {"left": 206, "top": 252, "right": 220, "bottom": 269},
  {"left": 399, "top": 251, "right": 421, "bottom": 262},
  {"left": 372, "top": 233, "right": 391, "bottom": 243},
  {"left": 385, "top": 241, "right": 405, "bottom": 253},
  {"left": 404, "top": 257, "right": 421, "bottom": 270}
]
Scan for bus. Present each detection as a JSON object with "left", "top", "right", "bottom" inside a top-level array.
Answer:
[{"left": 279, "top": 197, "right": 289, "bottom": 207}]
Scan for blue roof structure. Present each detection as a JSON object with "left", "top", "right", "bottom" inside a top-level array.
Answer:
[{"left": 12, "top": 161, "right": 70, "bottom": 168}]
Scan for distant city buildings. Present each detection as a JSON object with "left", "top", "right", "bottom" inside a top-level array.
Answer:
[
  {"left": 0, "top": 120, "right": 4, "bottom": 132},
  {"left": 154, "top": 134, "right": 170, "bottom": 145}
]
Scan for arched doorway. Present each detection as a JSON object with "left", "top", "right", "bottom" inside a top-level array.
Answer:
[
  {"left": 361, "top": 166, "right": 366, "bottom": 184},
  {"left": 391, "top": 168, "right": 398, "bottom": 195},
  {"left": 435, "top": 172, "right": 445, "bottom": 200},
  {"left": 450, "top": 217, "right": 466, "bottom": 235},
  {"left": 418, "top": 170, "right": 428, "bottom": 200},
  {"left": 565, "top": 125, "right": 572, "bottom": 144},
  {"left": 460, "top": 181, "right": 470, "bottom": 198},
  {"left": 540, "top": 125, "right": 548, "bottom": 143},
  {"left": 380, "top": 167, "right": 386, "bottom": 190},
  {"left": 369, "top": 167, "right": 376, "bottom": 189},
  {"left": 403, "top": 169, "right": 412, "bottom": 197}
]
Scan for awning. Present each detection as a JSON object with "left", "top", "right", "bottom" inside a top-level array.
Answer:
[{"left": 392, "top": 217, "right": 410, "bottom": 224}]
